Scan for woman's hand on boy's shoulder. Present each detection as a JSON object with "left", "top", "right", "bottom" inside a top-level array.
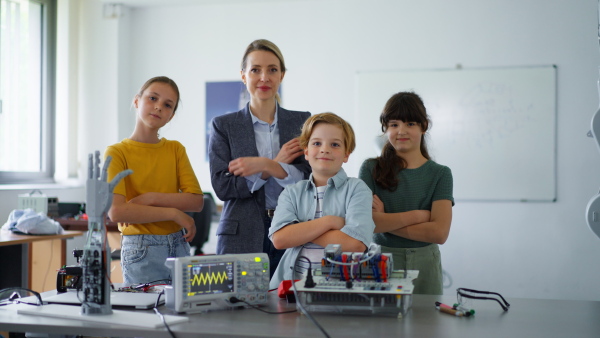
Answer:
[{"left": 274, "top": 138, "right": 304, "bottom": 164}]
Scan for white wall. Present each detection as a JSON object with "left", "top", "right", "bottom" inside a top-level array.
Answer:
[
  {"left": 2, "top": 0, "right": 597, "bottom": 301},
  {"left": 115, "top": 0, "right": 600, "bottom": 301}
]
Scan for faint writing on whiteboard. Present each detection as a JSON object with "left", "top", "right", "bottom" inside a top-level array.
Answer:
[{"left": 430, "top": 82, "right": 536, "bottom": 148}]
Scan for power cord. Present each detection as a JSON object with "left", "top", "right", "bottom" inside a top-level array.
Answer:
[
  {"left": 291, "top": 256, "right": 331, "bottom": 338},
  {"left": 296, "top": 256, "right": 316, "bottom": 288},
  {"left": 228, "top": 297, "right": 297, "bottom": 314},
  {"left": 153, "top": 290, "right": 176, "bottom": 338}
]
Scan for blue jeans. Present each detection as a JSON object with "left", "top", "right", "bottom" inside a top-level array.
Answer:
[{"left": 120, "top": 230, "right": 190, "bottom": 285}]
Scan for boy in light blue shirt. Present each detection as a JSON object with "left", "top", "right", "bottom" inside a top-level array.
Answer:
[{"left": 268, "top": 113, "right": 375, "bottom": 289}]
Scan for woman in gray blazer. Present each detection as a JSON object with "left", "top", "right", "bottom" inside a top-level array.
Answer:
[{"left": 208, "top": 39, "right": 311, "bottom": 276}]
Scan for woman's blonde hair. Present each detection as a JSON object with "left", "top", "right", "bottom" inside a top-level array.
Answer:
[{"left": 241, "top": 39, "right": 286, "bottom": 103}]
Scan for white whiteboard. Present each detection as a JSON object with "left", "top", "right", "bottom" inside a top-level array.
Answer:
[{"left": 355, "top": 66, "right": 557, "bottom": 202}]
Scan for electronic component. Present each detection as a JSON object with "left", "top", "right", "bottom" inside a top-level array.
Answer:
[
  {"left": 18, "top": 190, "right": 59, "bottom": 218},
  {"left": 80, "top": 151, "right": 131, "bottom": 315},
  {"left": 56, "top": 250, "right": 84, "bottom": 293},
  {"left": 81, "top": 230, "right": 109, "bottom": 311},
  {"left": 294, "top": 244, "right": 418, "bottom": 318},
  {"left": 164, "top": 253, "right": 269, "bottom": 313}
]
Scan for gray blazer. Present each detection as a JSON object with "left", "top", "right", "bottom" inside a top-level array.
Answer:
[{"left": 208, "top": 103, "right": 311, "bottom": 254}]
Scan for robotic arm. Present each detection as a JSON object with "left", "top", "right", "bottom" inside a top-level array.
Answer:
[
  {"left": 81, "top": 151, "right": 132, "bottom": 315},
  {"left": 86, "top": 151, "right": 132, "bottom": 224}
]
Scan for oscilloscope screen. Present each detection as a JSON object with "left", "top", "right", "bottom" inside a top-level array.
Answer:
[{"left": 187, "top": 261, "right": 234, "bottom": 295}]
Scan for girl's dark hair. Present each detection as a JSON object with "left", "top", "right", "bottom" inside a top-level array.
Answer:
[{"left": 373, "top": 92, "right": 431, "bottom": 191}]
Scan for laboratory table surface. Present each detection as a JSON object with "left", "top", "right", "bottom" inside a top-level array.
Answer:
[{"left": 0, "top": 290, "right": 599, "bottom": 337}]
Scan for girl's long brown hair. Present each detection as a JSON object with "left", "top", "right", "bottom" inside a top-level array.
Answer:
[{"left": 373, "top": 92, "right": 431, "bottom": 191}]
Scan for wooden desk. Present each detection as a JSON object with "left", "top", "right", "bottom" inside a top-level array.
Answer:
[
  {"left": 0, "top": 230, "right": 84, "bottom": 292},
  {"left": 0, "top": 231, "right": 83, "bottom": 246},
  {"left": 55, "top": 218, "right": 118, "bottom": 232}
]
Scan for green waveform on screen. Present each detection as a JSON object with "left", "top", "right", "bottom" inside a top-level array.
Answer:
[{"left": 190, "top": 270, "right": 229, "bottom": 286}]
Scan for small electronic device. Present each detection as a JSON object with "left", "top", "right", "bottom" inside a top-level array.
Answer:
[
  {"left": 164, "top": 253, "right": 269, "bottom": 313},
  {"left": 56, "top": 250, "right": 84, "bottom": 293},
  {"left": 18, "top": 189, "right": 59, "bottom": 218},
  {"left": 294, "top": 244, "right": 419, "bottom": 318}
]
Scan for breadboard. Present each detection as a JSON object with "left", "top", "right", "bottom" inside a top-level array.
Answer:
[{"left": 294, "top": 270, "right": 419, "bottom": 317}]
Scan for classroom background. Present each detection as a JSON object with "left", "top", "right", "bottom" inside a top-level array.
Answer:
[{"left": 1, "top": 0, "right": 599, "bottom": 301}]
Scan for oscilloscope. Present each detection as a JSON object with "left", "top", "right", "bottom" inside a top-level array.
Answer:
[{"left": 164, "top": 253, "right": 269, "bottom": 313}]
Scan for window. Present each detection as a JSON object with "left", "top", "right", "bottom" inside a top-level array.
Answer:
[{"left": 0, "top": 0, "right": 56, "bottom": 184}]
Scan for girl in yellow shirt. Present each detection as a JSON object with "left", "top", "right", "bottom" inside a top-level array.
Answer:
[{"left": 106, "top": 76, "right": 203, "bottom": 285}]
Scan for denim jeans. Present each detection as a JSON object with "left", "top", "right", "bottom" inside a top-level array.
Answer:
[{"left": 121, "top": 230, "right": 190, "bottom": 285}]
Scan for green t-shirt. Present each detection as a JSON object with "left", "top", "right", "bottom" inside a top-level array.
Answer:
[{"left": 358, "top": 159, "right": 454, "bottom": 248}]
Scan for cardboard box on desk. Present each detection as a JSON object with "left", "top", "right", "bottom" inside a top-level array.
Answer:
[{"left": 18, "top": 190, "right": 59, "bottom": 218}]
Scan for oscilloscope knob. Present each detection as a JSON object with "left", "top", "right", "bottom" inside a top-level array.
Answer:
[{"left": 247, "top": 283, "right": 255, "bottom": 291}]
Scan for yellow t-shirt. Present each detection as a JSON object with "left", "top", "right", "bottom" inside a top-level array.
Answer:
[{"left": 105, "top": 138, "right": 202, "bottom": 236}]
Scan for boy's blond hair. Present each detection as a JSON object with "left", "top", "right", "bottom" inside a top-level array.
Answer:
[{"left": 298, "top": 112, "right": 356, "bottom": 154}]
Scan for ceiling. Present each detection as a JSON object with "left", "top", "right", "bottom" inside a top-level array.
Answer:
[{"left": 98, "top": 0, "right": 292, "bottom": 8}]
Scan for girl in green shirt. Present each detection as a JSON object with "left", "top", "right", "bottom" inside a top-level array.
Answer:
[{"left": 358, "top": 92, "right": 454, "bottom": 295}]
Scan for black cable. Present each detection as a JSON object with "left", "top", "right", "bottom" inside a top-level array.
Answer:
[
  {"left": 155, "top": 289, "right": 164, "bottom": 309},
  {"left": 130, "top": 279, "right": 171, "bottom": 291},
  {"left": 290, "top": 256, "right": 331, "bottom": 338},
  {"left": 228, "top": 297, "right": 297, "bottom": 314},
  {"left": 457, "top": 288, "right": 510, "bottom": 311},
  {"left": 153, "top": 290, "right": 176, "bottom": 338},
  {"left": 296, "top": 256, "right": 316, "bottom": 288}
]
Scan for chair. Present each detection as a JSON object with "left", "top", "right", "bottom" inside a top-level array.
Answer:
[{"left": 187, "top": 193, "right": 216, "bottom": 255}]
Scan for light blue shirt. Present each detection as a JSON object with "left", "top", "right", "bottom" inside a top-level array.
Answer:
[
  {"left": 245, "top": 105, "right": 304, "bottom": 209},
  {"left": 268, "top": 168, "right": 375, "bottom": 289}
]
